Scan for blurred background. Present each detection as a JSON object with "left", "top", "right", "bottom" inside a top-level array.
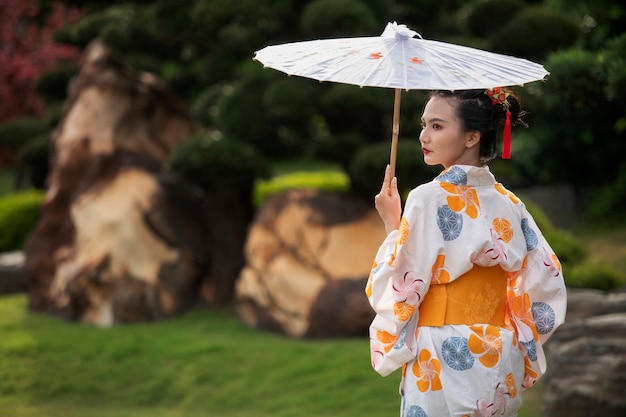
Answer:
[{"left": 0, "top": 0, "right": 625, "bottom": 416}]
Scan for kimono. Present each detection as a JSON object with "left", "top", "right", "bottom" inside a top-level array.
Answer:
[{"left": 365, "top": 165, "right": 567, "bottom": 417}]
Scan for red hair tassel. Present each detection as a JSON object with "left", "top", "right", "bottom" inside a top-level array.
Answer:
[{"left": 502, "top": 110, "right": 511, "bottom": 159}]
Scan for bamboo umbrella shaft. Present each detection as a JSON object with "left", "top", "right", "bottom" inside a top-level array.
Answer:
[{"left": 389, "top": 88, "right": 402, "bottom": 184}]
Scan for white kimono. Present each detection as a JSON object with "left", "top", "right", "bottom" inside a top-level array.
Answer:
[{"left": 366, "top": 165, "right": 567, "bottom": 417}]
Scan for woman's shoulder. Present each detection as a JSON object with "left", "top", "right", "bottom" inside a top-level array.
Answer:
[{"left": 406, "top": 180, "right": 445, "bottom": 207}]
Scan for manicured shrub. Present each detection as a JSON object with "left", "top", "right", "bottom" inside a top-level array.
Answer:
[
  {"left": 0, "top": 190, "right": 44, "bottom": 252},
  {"left": 318, "top": 84, "right": 390, "bottom": 144},
  {"left": 217, "top": 75, "right": 307, "bottom": 159},
  {"left": 492, "top": 8, "right": 580, "bottom": 60},
  {"left": 17, "top": 135, "right": 51, "bottom": 190},
  {"left": 253, "top": 170, "right": 350, "bottom": 207},
  {"left": 34, "top": 63, "right": 77, "bottom": 103},
  {"left": 299, "top": 0, "right": 378, "bottom": 38},
  {"left": 519, "top": 48, "right": 625, "bottom": 188},
  {"left": 167, "top": 133, "right": 269, "bottom": 191},
  {"left": 465, "top": 0, "right": 525, "bottom": 38},
  {"left": 522, "top": 198, "right": 587, "bottom": 267},
  {"left": 586, "top": 163, "right": 626, "bottom": 226},
  {"left": 349, "top": 141, "right": 441, "bottom": 200},
  {"left": 565, "top": 261, "right": 625, "bottom": 291},
  {"left": 0, "top": 117, "right": 48, "bottom": 152},
  {"left": 312, "top": 131, "right": 365, "bottom": 171}
]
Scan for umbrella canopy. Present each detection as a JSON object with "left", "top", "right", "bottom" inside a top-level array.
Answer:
[{"left": 254, "top": 22, "right": 549, "bottom": 175}]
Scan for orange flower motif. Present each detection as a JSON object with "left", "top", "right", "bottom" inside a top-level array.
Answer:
[
  {"left": 410, "top": 56, "right": 423, "bottom": 64},
  {"left": 365, "top": 278, "right": 373, "bottom": 299},
  {"left": 507, "top": 256, "right": 528, "bottom": 289},
  {"left": 507, "top": 290, "right": 538, "bottom": 340},
  {"left": 552, "top": 253, "right": 562, "bottom": 273},
  {"left": 376, "top": 330, "right": 398, "bottom": 353},
  {"left": 398, "top": 217, "right": 410, "bottom": 245},
  {"left": 394, "top": 301, "right": 416, "bottom": 322},
  {"left": 505, "top": 372, "right": 519, "bottom": 398},
  {"left": 369, "top": 52, "right": 383, "bottom": 59},
  {"left": 522, "top": 356, "right": 539, "bottom": 388},
  {"left": 440, "top": 183, "right": 480, "bottom": 219},
  {"left": 388, "top": 248, "right": 397, "bottom": 266},
  {"left": 413, "top": 349, "right": 442, "bottom": 392},
  {"left": 431, "top": 254, "right": 450, "bottom": 284},
  {"left": 468, "top": 325, "right": 502, "bottom": 368},
  {"left": 493, "top": 217, "right": 513, "bottom": 242},
  {"left": 495, "top": 183, "right": 520, "bottom": 204}
]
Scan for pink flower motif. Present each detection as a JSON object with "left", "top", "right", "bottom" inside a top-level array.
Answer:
[
  {"left": 542, "top": 247, "right": 561, "bottom": 277},
  {"left": 474, "top": 397, "right": 494, "bottom": 417},
  {"left": 392, "top": 271, "right": 425, "bottom": 305},
  {"left": 370, "top": 338, "right": 385, "bottom": 369},
  {"left": 472, "top": 229, "right": 508, "bottom": 266},
  {"left": 492, "top": 382, "right": 511, "bottom": 415}
]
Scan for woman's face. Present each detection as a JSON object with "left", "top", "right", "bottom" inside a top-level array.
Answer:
[{"left": 419, "top": 96, "right": 480, "bottom": 169}]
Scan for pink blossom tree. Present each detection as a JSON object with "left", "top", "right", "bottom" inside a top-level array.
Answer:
[{"left": 0, "top": 0, "right": 82, "bottom": 122}]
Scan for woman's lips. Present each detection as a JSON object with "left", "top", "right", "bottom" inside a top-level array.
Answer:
[{"left": 422, "top": 148, "right": 432, "bottom": 155}]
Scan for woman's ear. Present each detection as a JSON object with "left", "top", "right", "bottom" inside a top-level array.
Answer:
[{"left": 465, "top": 131, "right": 481, "bottom": 149}]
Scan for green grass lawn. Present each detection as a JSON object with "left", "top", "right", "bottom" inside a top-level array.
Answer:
[{"left": 0, "top": 294, "right": 545, "bottom": 417}]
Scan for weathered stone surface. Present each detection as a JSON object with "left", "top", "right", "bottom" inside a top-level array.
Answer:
[
  {"left": 543, "top": 288, "right": 626, "bottom": 417},
  {"left": 235, "top": 189, "right": 385, "bottom": 338},
  {"left": 22, "top": 41, "right": 223, "bottom": 325},
  {"left": 0, "top": 251, "right": 25, "bottom": 294}
]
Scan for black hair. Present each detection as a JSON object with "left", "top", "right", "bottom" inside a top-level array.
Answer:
[{"left": 428, "top": 88, "right": 524, "bottom": 162}]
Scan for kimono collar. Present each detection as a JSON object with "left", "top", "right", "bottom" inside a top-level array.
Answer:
[{"left": 434, "top": 165, "right": 496, "bottom": 187}]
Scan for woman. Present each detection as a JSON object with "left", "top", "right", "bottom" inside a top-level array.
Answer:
[{"left": 366, "top": 88, "right": 567, "bottom": 417}]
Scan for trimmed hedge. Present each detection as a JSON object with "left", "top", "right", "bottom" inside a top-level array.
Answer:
[
  {"left": 522, "top": 198, "right": 587, "bottom": 267},
  {"left": 349, "top": 141, "right": 441, "bottom": 200},
  {"left": 167, "top": 133, "right": 270, "bottom": 190},
  {"left": 565, "top": 261, "right": 625, "bottom": 292},
  {"left": 0, "top": 117, "right": 48, "bottom": 152},
  {"left": 253, "top": 170, "right": 350, "bottom": 207},
  {"left": 0, "top": 190, "right": 45, "bottom": 252}
]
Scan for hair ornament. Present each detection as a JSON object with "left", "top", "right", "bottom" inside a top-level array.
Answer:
[
  {"left": 485, "top": 87, "right": 512, "bottom": 159},
  {"left": 485, "top": 87, "right": 510, "bottom": 107}
]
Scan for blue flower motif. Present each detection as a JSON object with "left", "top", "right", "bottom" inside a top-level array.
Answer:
[
  {"left": 521, "top": 218, "right": 539, "bottom": 251},
  {"left": 393, "top": 325, "right": 408, "bottom": 350},
  {"left": 436, "top": 166, "right": 467, "bottom": 185},
  {"left": 441, "top": 336, "right": 474, "bottom": 371},
  {"left": 521, "top": 340, "right": 537, "bottom": 362},
  {"left": 437, "top": 205, "right": 463, "bottom": 241},
  {"left": 407, "top": 405, "right": 428, "bottom": 417},
  {"left": 532, "top": 302, "right": 556, "bottom": 335}
]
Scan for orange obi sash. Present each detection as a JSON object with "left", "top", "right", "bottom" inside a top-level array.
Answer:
[{"left": 418, "top": 264, "right": 507, "bottom": 327}]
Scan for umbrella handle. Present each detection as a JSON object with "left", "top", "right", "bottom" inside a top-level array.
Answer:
[{"left": 388, "top": 88, "right": 401, "bottom": 194}]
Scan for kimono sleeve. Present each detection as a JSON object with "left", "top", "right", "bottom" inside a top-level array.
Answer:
[
  {"left": 364, "top": 188, "right": 441, "bottom": 376},
  {"left": 507, "top": 206, "right": 567, "bottom": 388}
]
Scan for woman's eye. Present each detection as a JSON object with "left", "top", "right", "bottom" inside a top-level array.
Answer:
[
  {"left": 420, "top": 122, "right": 426, "bottom": 129},
  {"left": 432, "top": 123, "right": 441, "bottom": 130}
]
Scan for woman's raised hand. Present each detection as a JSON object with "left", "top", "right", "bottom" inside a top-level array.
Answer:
[{"left": 374, "top": 164, "right": 402, "bottom": 234}]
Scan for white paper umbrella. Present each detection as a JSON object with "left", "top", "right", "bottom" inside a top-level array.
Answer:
[{"left": 254, "top": 22, "right": 549, "bottom": 175}]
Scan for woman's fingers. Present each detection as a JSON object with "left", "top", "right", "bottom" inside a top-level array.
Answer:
[{"left": 380, "top": 164, "right": 390, "bottom": 193}]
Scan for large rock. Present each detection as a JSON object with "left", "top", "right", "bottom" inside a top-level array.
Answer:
[
  {"left": 544, "top": 288, "right": 626, "bottom": 417},
  {"left": 22, "top": 42, "right": 224, "bottom": 325},
  {"left": 235, "top": 189, "right": 385, "bottom": 338}
]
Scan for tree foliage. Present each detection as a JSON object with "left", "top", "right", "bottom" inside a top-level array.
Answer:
[
  {"left": 0, "top": 0, "right": 81, "bottom": 122},
  {"left": 1, "top": 0, "right": 625, "bottom": 206}
]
